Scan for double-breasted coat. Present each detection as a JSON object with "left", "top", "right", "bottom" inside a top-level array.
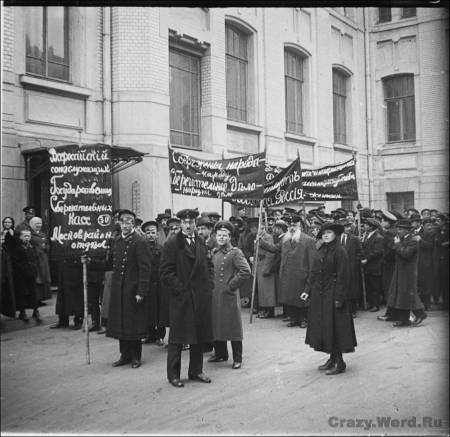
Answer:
[
  {"left": 339, "top": 232, "right": 362, "bottom": 301},
  {"left": 279, "top": 232, "right": 316, "bottom": 308},
  {"left": 387, "top": 233, "right": 424, "bottom": 311},
  {"left": 211, "top": 243, "right": 251, "bottom": 341},
  {"left": 159, "top": 231, "right": 214, "bottom": 345},
  {"left": 256, "top": 231, "right": 277, "bottom": 307},
  {"left": 305, "top": 240, "right": 357, "bottom": 354},
  {"left": 145, "top": 239, "right": 163, "bottom": 329},
  {"left": 106, "top": 231, "right": 151, "bottom": 341}
]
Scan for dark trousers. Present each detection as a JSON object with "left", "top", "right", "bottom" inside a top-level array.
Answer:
[
  {"left": 365, "top": 274, "right": 382, "bottom": 309},
  {"left": 119, "top": 339, "right": 142, "bottom": 361},
  {"left": 395, "top": 308, "right": 426, "bottom": 323},
  {"left": 287, "top": 305, "right": 307, "bottom": 322},
  {"left": 214, "top": 340, "right": 243, "bottom": 363},
  {"left": 167, "top": 343, "right": 203, "bottom": 381}
]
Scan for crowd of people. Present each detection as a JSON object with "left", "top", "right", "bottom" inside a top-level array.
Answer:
[{"left": 1, "top": 203, "right": 448, "bottom": 385}]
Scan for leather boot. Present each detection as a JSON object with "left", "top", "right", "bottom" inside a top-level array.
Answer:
[
  {"left": 326, "top": 354, "right": 346, "bottom": 375},
  {"left": 318, "top": 354, "right": 336, "bottom": 370}
]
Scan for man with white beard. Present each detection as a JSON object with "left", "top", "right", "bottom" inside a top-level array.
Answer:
[{"left": 278, "top": 214, "right": 317, "bottom": 328}]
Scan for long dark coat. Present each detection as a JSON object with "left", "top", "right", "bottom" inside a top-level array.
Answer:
[
  {"left": 339, "top": 232, "right": 362, "bottom": 301},
  {"left": 30, "top": 231, "right": 52, "bottom": 300},
  {"left": 305, "top": 240, "right": 357, "bottom": 354},
  {"left": 256, "top": 231, "right": 277, "bottom": 307},
  {"left": 362, "top": 230, "right": 384, "bottom": 276},
  {"left": 106, "top": 231, "right": 151, "bottom": 341},
  {"left": 387, "top": 233, "right": 424, "bottom": 311},
  {"left": 145, "top": 239, "right": 162, "bottom": 329},
  {"left": 211, "top": 243, "right": 251, "bottom": 341},
  {"left": 381, "top": 228, "right": 397, "bottom": 301},
  {"left": 1, "top": 244, "right": 16, "bottom": 317},
  {"left": 160, "top": 231, "right": 214, "bottom": 345},
  {"left": 238, "top": 230, "right": 256, "bottom": 300},
  {"left": 417, "top": 230, "right": 437, "bottom": 298},
  {"left": 279, "top": 232, "right": 316, "bottom": 308},
  {"left": 55, "top": 259, "right": 83, "bottom": 318},
  {"left": 10, "top": 241, "right": 39, "bottom": 310}
]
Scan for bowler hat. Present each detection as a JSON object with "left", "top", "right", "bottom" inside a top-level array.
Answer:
[
  {"left": 214, "top": 220, "right": 234, "bottom": 235},
  {"left": 318, "top": 222, "right": 345, "bottom": 238},
  {"left": 176, "top": 208, "right": 199, "bottom": 220},
  {"left": 142, "top": 220, "right": 158, "bottom": 231}
]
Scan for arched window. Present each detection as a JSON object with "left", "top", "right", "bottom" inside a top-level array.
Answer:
[
  {"left": 226, "top": 24, "right": 249, "bottom": 122},
  {"left": 284, "top": 48, "right": 307, "bottom": 135},
  {"left": 383, "top": 74, "right": 416, "bottom": 142}
]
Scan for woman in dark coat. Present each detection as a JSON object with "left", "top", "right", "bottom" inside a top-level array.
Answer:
[
  {"left": 10, "top": 229, "right": 42, "bottom": 323},
  {"left": 1, "top": 217, "right": 16, "bottom": 319},
  {"left": 304, "top": 222, "right": 357, "bottom": 375}
]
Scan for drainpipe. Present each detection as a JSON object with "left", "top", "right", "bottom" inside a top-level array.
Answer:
[
  {"left": 102, "top": 7, "right": 112, "bottom": 145},
  {"left": 262, "top": 8, "right": 268, "bottom": 154},
  {"left": 363, "top": 8, "right": 373, "bottom": 208}
]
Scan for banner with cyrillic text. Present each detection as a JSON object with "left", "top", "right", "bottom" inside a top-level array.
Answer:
[
  {"left": 49, "top": 144, "right": 113, "bottom": 258},
  {"left": 169, "top": 148, "right": 266, "bottom": 201}
]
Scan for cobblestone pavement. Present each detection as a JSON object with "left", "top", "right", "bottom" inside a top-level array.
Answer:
[{"left": 1, "top": 299, "right": 448, "bottom": 435}]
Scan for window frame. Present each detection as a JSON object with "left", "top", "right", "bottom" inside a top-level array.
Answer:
[
  {"left": 169, "top": 47, "right": 202, "bottom": 150},
  {"left": 378, "top": 8, "right": 391, "bottom": 23},
  {"left": 332, "top": 68, "right": 349, "bottom": 145},
  {"left": 386, "top": 191, "right": 414, "bottom": 213},
  {"left": 225, "top": 23, "right": 249, "bottom": 123},
  {"left": 25, "top": 6, "right": 70, "bottom": 83},
  {"left": 383, "top": 74, "right": 416, "bottom": 143},
  {"left": 284, "top": 48, "right": 306, "bottom": 136},
  {"left": 401, "top": 8, "right": 417, "bottom": 19}
]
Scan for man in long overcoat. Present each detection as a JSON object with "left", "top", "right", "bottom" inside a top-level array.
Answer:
[
  {"left": 255, "top": 225, "right": 277, "bottom": 318},
  {"left": 361, "top": 218, "right": 384, "bottom": 312},
  {"left": 278, "top": 214, "right": 316, "bottom": 328},
  {"left": 338, "top": 218, "right": 362, "bottom": 317},
  {"left": 142, "top": 220, "right": 165, "bottom": 345},
  {"left": 209, "top": 221, "right": 251, "bottom": 369},
  {"left": 388, "top": 219, "right": 427, "bottom": 327},
  {"left": 159, "top": 208, "right": 215, "bottom": 388},
  {"left": 106, "top": 210, "right": 151, "bottom": 368},
  {"left": 304, "top": 222, "right": 356, "bottom": 375}
]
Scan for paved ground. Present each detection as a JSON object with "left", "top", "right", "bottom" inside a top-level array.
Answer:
[{"left": 1, "top": 297, "right": 449, "bottom": 436}]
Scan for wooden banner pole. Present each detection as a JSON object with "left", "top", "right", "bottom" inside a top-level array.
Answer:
[
  {"left": 249, "top": 199, "right": 264, "bottom": 324},
  {"left": 81, "top": 255, "right": 91, "bottom": 364}
]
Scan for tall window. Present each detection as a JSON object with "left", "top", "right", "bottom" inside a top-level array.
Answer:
[
  {"left": 226, "top": 25, "right": 248, "bottom": 122},
  {"left": 25, "top": 7, "right": 69, "bottom": 81},
  {"left": 333, "top": 69, "right": 348, "bottom": 144},
  {"left": 285, "top": 50, "right": 305, "bottom": 135},
  {"left": 378, "top": 8, "right": 391, "bottom": 23},
  {"left": 383, "top": 74, "right": 416, "bottom": 142},
  {"left": 386, "top": 191, "right": 414, "bottom": 213},
  {"left": 401, "top": 8, "right": 416, "bottom": 19},
  {"left": 169, "top": 49, "right": 201, "bottom": 149}
]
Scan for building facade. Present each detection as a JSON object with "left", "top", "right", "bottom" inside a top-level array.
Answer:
[{"left": 1, "top": 6, "right": 448, "bottom": 223}]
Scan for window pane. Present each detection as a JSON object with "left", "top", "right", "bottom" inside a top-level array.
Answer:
[
  {"left": 47, "top": 7, "right": 68, "bottom": 65},
  {"left": 378, "top": 8, "right": 391, "bottom": 23},
  {"left": 47, "top": 62, "right": 69, "bottom": 81},
  {"left": 402, "top": 96, "right": 416, "bottom": 140},
  {"left": 402, "top": 8, "right": 416, "bottom": 18},
  {"left": 386, "top": 100, "right": 400, "bottom": 142},
  {"left": 25, "top": 7, "right": 44, "bottom": 75}
]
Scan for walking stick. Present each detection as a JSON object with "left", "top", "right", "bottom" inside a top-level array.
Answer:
[
  {"left": 81, "top": 255, "right": 91, "bottom": 364},
  {"left": 249, "top": 200, "right": 264, "bottom": 324},
  {"left": 356, "top": 207, "right": 368, "bottom": 310}
]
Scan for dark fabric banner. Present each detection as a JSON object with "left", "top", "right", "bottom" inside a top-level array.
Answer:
[
  {"left": 49, "top": 144, "right": 113, "bottom": 258},
  {"left": 301, "top": 157, "right": 357, "bottom": 201},
  {"left": 263, "top": 158, "right": 303, "bottom": 207},
  {"left": 169, "top": 148, "right": 266, "bottom": 200}
]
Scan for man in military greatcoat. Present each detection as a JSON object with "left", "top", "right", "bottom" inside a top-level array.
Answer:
[
  {"left": 106, "top": 210, "right": 151, "bottom": 369},
  {"left": 160, "top": 208, "right": 214, "bottom": 388},
  {"left": 209, "top": 221, "right": 251, "bottom": 369}
]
